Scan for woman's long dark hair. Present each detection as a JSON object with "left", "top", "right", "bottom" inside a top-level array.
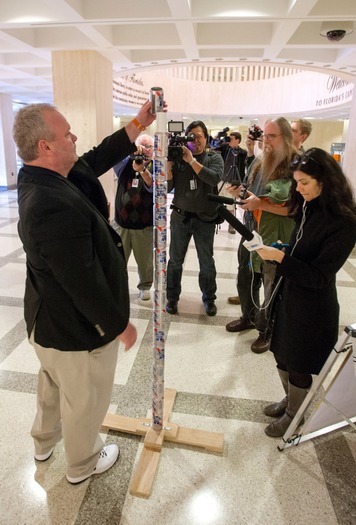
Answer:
[{"left": 289, "top": 147, "right": 356, "bottom": 222}]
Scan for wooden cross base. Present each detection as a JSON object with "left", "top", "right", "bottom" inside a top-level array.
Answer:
[{"left": 101, "top": 388, "right": 224, "bottom": 498}]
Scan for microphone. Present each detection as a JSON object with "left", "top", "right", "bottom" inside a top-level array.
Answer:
[
  {"left": 207, "top": 193, "right": 235, "bottom": 206},
  {"left": 214, "top": 204, "right": 264, "bottom": 251}
]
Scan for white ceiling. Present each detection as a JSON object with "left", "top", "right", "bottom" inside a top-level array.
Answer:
[{"left": 1, "top": 0, "right": 356, "bottom": 126}]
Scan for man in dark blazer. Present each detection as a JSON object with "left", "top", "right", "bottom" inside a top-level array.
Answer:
[{"left": 13, "top": 101, "right": 157, "bottom": 484}]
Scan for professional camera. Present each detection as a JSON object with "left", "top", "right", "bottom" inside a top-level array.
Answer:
[
  {"left": 239, "top": 183, "right": 249, "bottom": 200},
  {"left": 248, "top": 124, "right": 263, "bottom": 141},
  {"left": 230, "top": 181, "right": 249, "bottom": 203},
  {"left": 210, "top": 127, "right": 230, "bottom": 148},
  {"left": 167, "top": 120, "right": 196, "bottom": 161},
  {"left": 129, "top": 153, "right": 147, "bottom": 165}
]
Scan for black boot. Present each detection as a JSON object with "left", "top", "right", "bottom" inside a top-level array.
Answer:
[
  {"left": 264, "top": 381, "right": 310, "bottom": 438},
  {"left": 264, "top": 369, "right": 288, "bottom": 417}
]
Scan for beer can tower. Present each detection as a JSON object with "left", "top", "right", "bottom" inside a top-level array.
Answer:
[
  {"left": 151, "top": 87, "right": 168, "bottom": 430},
  {"left": 102, "top": 89, "right": 224, "bottom": 497}
]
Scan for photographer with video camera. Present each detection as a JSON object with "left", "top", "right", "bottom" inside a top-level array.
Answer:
[
  {"left": 214, "top": 131, "right": 247, "bottom": 235},
  {"left": 226, "top": 118, "right": 297, "bottom": 354},
  {"left": 166, "top": 120, "right": 224, "bottom": 316},
  {"left": 113, "top": 134, "right": 154, "bottom": 302}
]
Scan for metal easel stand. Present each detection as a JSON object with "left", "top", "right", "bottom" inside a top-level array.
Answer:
[{"left": 278, "top": 323, "right": 356, "bottom": 451}]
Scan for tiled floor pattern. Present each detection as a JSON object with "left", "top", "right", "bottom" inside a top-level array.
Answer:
[{"left": 0, "top": 189, "right": 355, "bottom": 525}]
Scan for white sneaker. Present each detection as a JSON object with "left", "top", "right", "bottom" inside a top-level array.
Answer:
[
  {"left": 66, "top": 444, "right": 119, "bottom": 484},
  {"left": 34, "top": 447, "right": 54, "bottom": 461},
  {"left": 139, "top": 290, "right": 151, "bottom": 301}
]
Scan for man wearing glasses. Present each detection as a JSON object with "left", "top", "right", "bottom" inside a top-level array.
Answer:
[
  {"left": 226, "top": 117, "right": 297, "bottom": 354},
  {"left": 113, "top": 134, "right": 155, "bottom": 302}
]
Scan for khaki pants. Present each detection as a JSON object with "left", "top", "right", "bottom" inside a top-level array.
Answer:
[
  {"left": 30, "top": 336, "right": 119, "bottom": 479},
  {"left": 113, "top": 222, "right": 153, "bottom": 291}
]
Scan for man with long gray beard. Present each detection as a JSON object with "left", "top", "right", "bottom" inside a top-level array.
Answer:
[{"left": 225, "top": 117, "right": 297, "bottom": 353}]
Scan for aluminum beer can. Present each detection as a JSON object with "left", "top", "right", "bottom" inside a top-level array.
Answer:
[
  {"left": 150, "top": 87, "right": 164, "bottom": 114},
  {"left": 154, "top": 132, "right": 168, "bottom": 157},
  {"left": 155, "top": 204, "right": 166, "bottom": 226}
]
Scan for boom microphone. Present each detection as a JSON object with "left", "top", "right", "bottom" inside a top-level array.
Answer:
[
  {"left": 215, "top": 204, "right": 264, "bottom": 251},
  {"left": 207, "top": 193, "right": 235, "bottom": 206}
]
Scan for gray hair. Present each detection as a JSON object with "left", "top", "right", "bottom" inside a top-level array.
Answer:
[
  {"left": 136, "top": 133, "right": 153, "bottom": 147},
  {"left": 13, "top": 103, "right": 57, "bottom": 162},
  {"left": 273, "top": 116, "right": 296, "bottom": 159}
]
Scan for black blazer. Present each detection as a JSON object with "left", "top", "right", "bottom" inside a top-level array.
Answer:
[
  {"left": 271, "top": 198, "right": 356, "bottom": 374},
  {"left": 17, "top": 129, "right": 136, "bottom": 351}
]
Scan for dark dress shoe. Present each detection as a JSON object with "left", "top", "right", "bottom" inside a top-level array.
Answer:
[
  {"left": 226, "top": 317, "right": 254, "bottom": 332},
  {"left": 166, "top": 301, "right": 178, "bottom": 314},
  {"left": 251, "top": 333, "right": 271, "bottom": 354},
  {"left": 204, "top": 302, "right": 217, "bottom": 316},
  {"left": 228, "top": 296, "right": 240, "bottom": 305}
]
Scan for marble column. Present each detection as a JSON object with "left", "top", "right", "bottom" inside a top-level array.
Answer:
[
  {"left": 342, "top": 87, "right": 356, "bottom": 193},
  {"left": 52, "top": 50, "right": 116, "bottom": 216},
  {"left": 0, "top": 93, "right": 17, "bottom": 188}
]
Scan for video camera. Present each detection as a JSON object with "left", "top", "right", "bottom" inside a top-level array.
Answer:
[
  {"left": 167, "top": 121, "right": 196, "bottom": 161},
  {"left": 248, "top": 124, "right": 263, "bottom": 141},
  {"left": 210, "top": 127, "right": 230, "bottom": 148}
]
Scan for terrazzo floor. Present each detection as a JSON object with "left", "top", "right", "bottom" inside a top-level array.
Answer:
[{"left": 0, "top": 188, "right": 355, "bottom": 525}]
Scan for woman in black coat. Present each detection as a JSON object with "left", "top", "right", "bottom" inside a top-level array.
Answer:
[{"left": 257, "top": 147, "right": 356, "bottom": 437}]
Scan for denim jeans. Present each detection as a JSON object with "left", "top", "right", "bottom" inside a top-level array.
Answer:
[
  {"left": 237, "top": 238, "right": 261, "bottom": 323},
  {"left": 237, "top": 237, "right": 277, "bottom": 333},
  {"left": 167, "top": 210, "right": 217, "bottom": 303}
]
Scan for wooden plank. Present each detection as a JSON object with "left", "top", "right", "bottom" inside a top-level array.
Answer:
[
  {"left": 130, "top": 446, "right": 161, "bottom": 498},
  {"left": 144, "top": 426, "right": 165, "bottom": 451},
  {"left": 165, "top": 425, "right": 224, "bottom": 453},
  {"left": 102, "top": 414, "right": 150, "bottom": 436},
  {"left": 162, "top": 388, "right": 177, "bottom": 422}
]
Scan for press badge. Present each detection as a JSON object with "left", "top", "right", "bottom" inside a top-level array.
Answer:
[
  {"left": 190, "top": 179, "right": 197, "bottom": 190},
  {"left": 132, "top": 178, "right": 139, "bottom": 188}
]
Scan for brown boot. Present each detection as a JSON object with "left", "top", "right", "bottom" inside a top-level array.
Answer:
[
  {"left": 264, "top": 381, "right": 309, "bottom": 438},
  {"left": 264, "top": 369, "right": 289, "bottom": 417},
  {"left": 227, "top": 296, "right": 240, "bottom": 305},
  {"left": 251, "top": 333, "right": 271, "bottom": 354},
  {"left": 226, "top": 317, "right": 254, "bottom": 332}
]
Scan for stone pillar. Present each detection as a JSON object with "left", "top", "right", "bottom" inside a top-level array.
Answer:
[
  {"left": 342, "top": 88, "right": 356, "bottom": 193},
  {"left": 52, "top": 50, "right": 116, "bottom": 216},
  {"left": 0, "top": 94, "right": 17, "bottom": 188}
]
